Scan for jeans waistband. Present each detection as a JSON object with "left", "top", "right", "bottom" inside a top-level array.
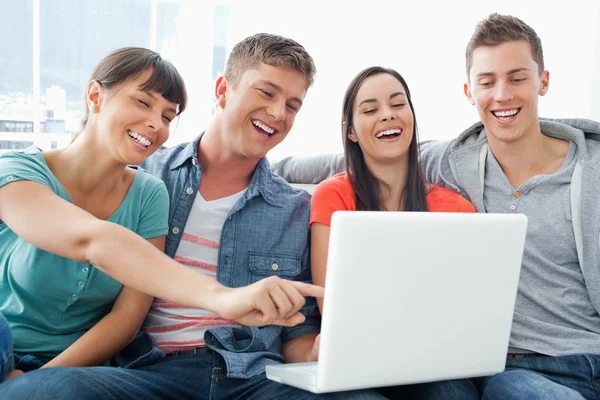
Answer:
[
  {"left": 507, "top": 353, "right": 549, "bottom": 360},
  {"left": 165, "top": 346, "right": 212, "bottom": 357}
]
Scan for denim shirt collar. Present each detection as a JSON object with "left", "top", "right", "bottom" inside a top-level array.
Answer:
[{"left": 170, "top": 132, "right": 283, "bottom": 208}]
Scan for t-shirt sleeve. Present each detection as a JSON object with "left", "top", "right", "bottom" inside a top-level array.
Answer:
[
  {"left": 0, "top": 150, "right": 55, "bottom": 191},
  {"left": 309, "top": 177, "right": 353, "bottom": 227},
  {"left": 136, "top": 177, "right": 170, "bottom": 239},
  {"left": 456, "top": 196, "right": 476, "bottom": 213}
]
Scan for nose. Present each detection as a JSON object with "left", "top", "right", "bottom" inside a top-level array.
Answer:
[
  {"left": 493, "top": 81, "right": 513, "bottom": 102},
  {"left": 147, "top": 111, "right": 163, "bottom": 132},
  {"left": 267, "top": 100, "right": 286, "bottom": 122},
  {"left": 380, "top": 107, "right": 396, "bottom": 122}
]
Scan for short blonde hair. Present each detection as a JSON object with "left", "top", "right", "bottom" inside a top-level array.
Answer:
[{"left": 224, "top": 33, "right": 316, "bottom": 88}]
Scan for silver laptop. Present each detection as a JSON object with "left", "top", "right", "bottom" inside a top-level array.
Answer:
[{"left": 266, "top": 211, "right": 527, "bottom": 393}]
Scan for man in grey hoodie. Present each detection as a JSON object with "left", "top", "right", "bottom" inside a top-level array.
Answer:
[
  {"left": 272, "top": 13, "right": 600, "bottom": 400},
  {"left": 418, "top": 13, "right": 600, "bottom": 400}
]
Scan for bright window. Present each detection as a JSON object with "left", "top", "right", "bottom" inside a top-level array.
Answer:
[{"left": 1, "top": 0, "right": 599, "bottom": 160}]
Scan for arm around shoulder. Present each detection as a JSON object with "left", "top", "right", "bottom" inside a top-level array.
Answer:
[
  {"left": 271, "top": 154, "right": 344, "bottom": 185},
  {"left": 420, "top": 140, "right": 453, "bottom": 187}
]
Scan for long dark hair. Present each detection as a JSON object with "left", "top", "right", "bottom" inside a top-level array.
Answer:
[{"left": 342, "top": 66, "right": 428, "bottom": 211}]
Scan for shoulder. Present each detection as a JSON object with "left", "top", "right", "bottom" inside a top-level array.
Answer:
[
  {"left": 129, "top": 166, "right": 169, "bottom": 205},
  {"left": 141, "top": 142, "right": 194, "bottom": 175},
  {"left": 132, "top": 166, "right": 168, "bottom": 190},
  {"left": 0, "top": 146, "right": 45, "bottom": 168},
  {"left": 426, "top": 185, "right": 475, "bottom": 212},
  {"left": 267, "top": 171, "right": 312, "bottom": 207},
  {"left": 314, "top": 173, "right": 352, "bottom": 197},
  {"left": 0, "top": 147, "right": 55, "bottom": 186}
]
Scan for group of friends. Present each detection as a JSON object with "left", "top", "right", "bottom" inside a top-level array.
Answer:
[{"left": 0, "top": 11, "right": 599, "bottom": 400}]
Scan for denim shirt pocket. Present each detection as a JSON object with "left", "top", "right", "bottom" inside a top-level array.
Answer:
[{"left": 248, "top": 252, "right": 301, "bottom": 283}]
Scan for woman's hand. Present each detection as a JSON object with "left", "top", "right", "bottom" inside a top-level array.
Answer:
[{"left": 214, "top": 277, "right": 324, "bottom": 327}]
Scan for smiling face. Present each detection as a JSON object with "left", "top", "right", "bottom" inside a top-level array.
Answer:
[
  {"left": 214, "top": 62, "right": 308, "bottom": 160},
  {"left": 349, "top": 72, "right": 415, "bottom": 168},
  {"left": 464, "top": 40, "right": 549, "bottom": 146},
  {"left": 88, "top": 68, "right": 178, "bottom": 165}
]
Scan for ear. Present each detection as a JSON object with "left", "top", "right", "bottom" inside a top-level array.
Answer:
[
  {"left": 86, "top": 80, "right": 103, "bottom": 114},
  {"left": 215, "top": 76, "right": 228, "bottom": 109},
  {"left": 464, "top": 82, "right": 475, "bottom": 105},
  {"left": 348, "top": 125, "right": 359, "bottom": 143},
  {"left": 539, "top": 70, "right": 550, "bottom": 96}
]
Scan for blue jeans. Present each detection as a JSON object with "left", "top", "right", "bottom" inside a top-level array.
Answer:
[
  {"left": 0, "top": 313, "right": 13, "bottom": 381},
  {"left": 377, "top": 378, "right": 479, "bottom": 400},
  {"left": 472, "top": 354, "right": 600, "bottom": 400},
  {"left": 0, "top": 341, "right": 386, "bottom": 399}
]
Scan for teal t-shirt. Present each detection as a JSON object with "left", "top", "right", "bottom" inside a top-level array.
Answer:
[{"left": 0, "top": 147, "right": 169, "bottom": 362}]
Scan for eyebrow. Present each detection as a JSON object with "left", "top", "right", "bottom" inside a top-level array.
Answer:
[
  {"left": 258, "top": 80, "right": 304, "bottom": 106},
  {"left": 476, "top": 68, "right": 531, "bottom": 79},
  {"left": 358, "top": 91, "right": 405, "bottom": 107},
  {"left": 137, "top": 89, "right": 178, "bottom": 115}
]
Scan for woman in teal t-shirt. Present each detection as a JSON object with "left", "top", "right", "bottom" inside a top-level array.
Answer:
[{"left": 0, "top": 47, "right": 187, "bottom": 380}]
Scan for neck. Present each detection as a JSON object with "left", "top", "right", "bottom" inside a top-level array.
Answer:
[
  {"left": 487, "top": 127, "right": 569, "bottom": 181},
  {"left": 366, "top": 156, "right": 409, "bottom": 211},
  {"left": 198, "top": 119, "right": 258, "bottom": 185},
  {"left": 51, "top": 130, "right": 128, "bottom": 195}
]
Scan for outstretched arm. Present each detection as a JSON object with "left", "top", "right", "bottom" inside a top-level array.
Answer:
[{"left": 0, "top": 181, "right": 323, "bottom": 327}]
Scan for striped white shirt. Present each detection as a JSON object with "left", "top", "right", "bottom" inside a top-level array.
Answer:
[{"left": 142, "top": 188, "right": 246, "bottom": 353}]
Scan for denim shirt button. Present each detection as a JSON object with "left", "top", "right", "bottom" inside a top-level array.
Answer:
[
  {"left": 186, "top": 188, "right": 194, "bottom": 195},
  {"left": 192, "top": 158, "right": 197, "bottom": 166},
  {"left": 172, "top": 227, "right": 180, "bottom": 235},
  {"left": 271, "top": 263, "right": 279, "bottom": 271}
]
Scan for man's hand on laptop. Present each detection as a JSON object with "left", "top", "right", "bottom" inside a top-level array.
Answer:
[{"left": 214, "top": 277, "right": 324, "bottom": 327}]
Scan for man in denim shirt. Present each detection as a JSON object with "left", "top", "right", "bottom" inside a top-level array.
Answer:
[{"left": 0, "top": 34, "right": 384, "bottom": 400}]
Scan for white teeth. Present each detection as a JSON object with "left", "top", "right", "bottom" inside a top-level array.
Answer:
[
  {"left": 128, "top": 131, "right": 152, "bottom": 147},
  {"left": 493, "top": 109, "right": 519, "bottom": 118},
  {"left": 252, "top": 120, "right": 275, "bottom": 135},
  {"left": 376, "top": 129, "right": 402, "bottom": 138}
]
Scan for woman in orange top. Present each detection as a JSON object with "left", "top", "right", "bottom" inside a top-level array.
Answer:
[
  {"left": 310, "top": 66, "right": 475, "bottom": 314},
  {"left": 308, "top": 66, "right": 477, "bottom": 397}
]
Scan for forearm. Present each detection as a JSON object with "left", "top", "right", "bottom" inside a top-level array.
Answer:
[
  {"left": 86, "top": 221, "right": 226, "bottom": 311},
  {"left": 281, "top": 333, "right": 318, "bottom": 363},
  {"left": 41, "top": 309, "right": 144, "bottom": 368}
]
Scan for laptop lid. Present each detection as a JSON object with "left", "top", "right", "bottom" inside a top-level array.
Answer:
[{"left": 315, "top": 211, "right": 527, "bottom": 393}]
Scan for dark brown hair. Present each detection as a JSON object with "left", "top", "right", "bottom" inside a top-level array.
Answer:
[
  {"left": 466, "top": 13, "right": 544, "bottom": 77},
  {"left": 342, "top": 66, "right": 428, "bottom": 212}
]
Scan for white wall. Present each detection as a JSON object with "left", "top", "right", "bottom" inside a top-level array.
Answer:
[{"left": 222, "top": 0, "right": 600, "bottom": 160}]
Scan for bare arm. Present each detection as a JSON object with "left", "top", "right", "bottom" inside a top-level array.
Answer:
[
  {"left": 41, "top": 236, "right": 164, "bottom": 368},
  {"left": 0, "top": 181, "right": 323, "bottom": 327},
  {"left": 310, "top": 223, "right": 330, "bottom": 314}
]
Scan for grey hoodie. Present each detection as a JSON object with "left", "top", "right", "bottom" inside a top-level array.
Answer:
[{"left": 421, "top": 118, "right": 600, "bottom": 323}]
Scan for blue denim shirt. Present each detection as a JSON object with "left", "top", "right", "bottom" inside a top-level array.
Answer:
[{"left": 140, "top": 133, "right": 320, "bottom": 379}]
